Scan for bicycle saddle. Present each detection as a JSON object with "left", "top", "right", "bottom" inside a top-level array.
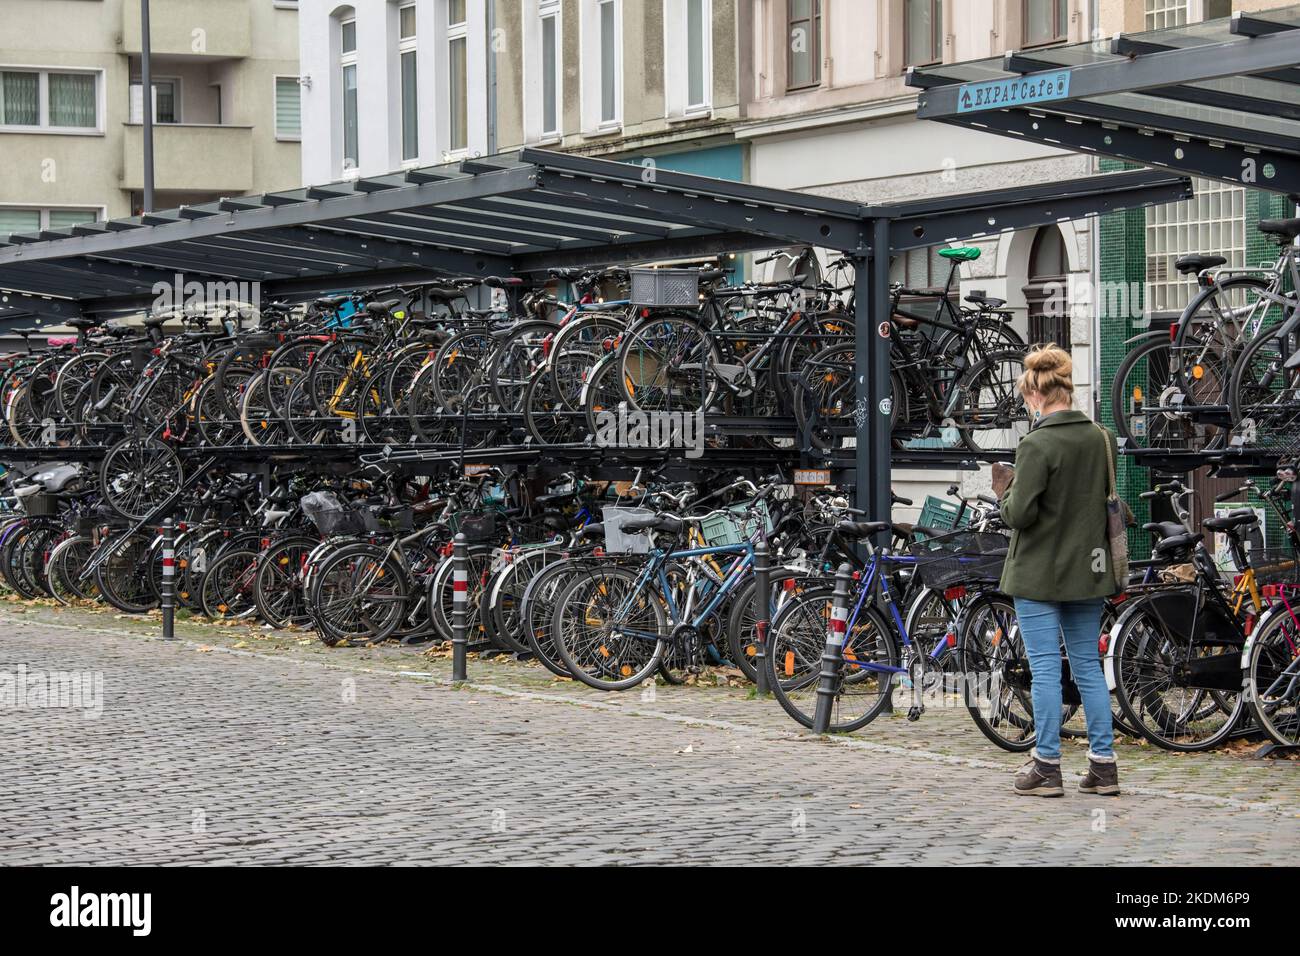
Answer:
[
  {"left": 141, "top": 315, "right": 167, "bottom": 327},
  {"left": 313, "top": 295, "right": 349, "bottom": 309},
  {"left": 1258, "top": 217, "right": 1300, "bottom": 241},
  {"left": 482, "top": 276, "right": 523, "bottom": 288},
  {"left": 575, "top": 522, "right": 604, "bottom": 539},
  {"left": 1201, "top": 509, "right": 1258, "bottom": 533},
  {"left": 964, "top": 292, "right": 1006, "bottom": 309},
  {"left": 698, "top": 269, "right": 726, "bottom": 281},
  {"left": 619, "top": 515, "right": 683, "bottom": 535},
  {"left": 1153, "top": 532, "right": 1202, "bottom": 556},
  {"left": 1174, "top": 254, "right": 1226, "bottom": 275},
  {"left": 364, "top": 299, "right": 401, "bottom": 315},
  {"left": 1143, "top": 520, "right": 1191, "bottom": 540},
  {"left": 548, "top": 268, "right": 586, "bottom": 282},
  {"left": 425, "top": 286, "right": 465, "bottom": 301},
  {"left": 938, "top": 246, "right": 981, "bottom": 263},
  {"left": 66, "top": 317, "right": 98, "bottom": 330},
  {"left": 836, "top": 520, "right": 892, "bottom": 538}
]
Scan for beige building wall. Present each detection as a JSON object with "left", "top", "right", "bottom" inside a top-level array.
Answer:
[{"left": 0, "top": 0, "right": 300, "bottom": 230}]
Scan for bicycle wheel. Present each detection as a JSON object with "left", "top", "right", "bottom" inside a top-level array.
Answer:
[
  {"left": 253, "top": 535, "right": 316, "bottom": 628},
  {"left": 1110, "top": 334, "right": 1217, "bottom": 451},
  {"left": 46, "top": 534, "right": 97, "bottom": 604},
  {"left": 952, "top": 348, "right": 1029, "bottom": 452},
  {"left": 1245, "top": 605, "right": 1300, "bottom": 746},
  {"left": 616, "top": 313, "right": 720, "bottom": 413},
  {"left": 765, "top": 588, "right": 898, "bottom": 732},
  {"left": 200, "top": 548, "right": 261, "bottom": 621},
  {"left": 955, "top": 591, "right": 1037, "bottom": 752},
  {"left": 551, "top": 564, "right": 667, "bottom": 690},
  {"left": 99, "top": 437, "right": 183, "bottom": 520},
  {"left": 520, "top": 555, "right": 589, "bottom": 678},
  {"left": 94, "top": 535, "right": 158, "bottom": 613},
  {"left": 1228, "top": 323, "right": 1300, "bottom": 445},
  {"left": 1111, "top": 591, "right": 1245, "bottom": 751}
]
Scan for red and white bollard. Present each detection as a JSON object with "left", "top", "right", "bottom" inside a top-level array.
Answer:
[
  {"left": 161, "top": 517, "right": 176, "bottom": 641},
  {"left": 451, "top": 532, "right": 468, "bottom": 682}
]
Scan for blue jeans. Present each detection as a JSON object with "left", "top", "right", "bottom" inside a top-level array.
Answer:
[{"left": 1012, "top": 597, "right": 1113, "bottom": 761}]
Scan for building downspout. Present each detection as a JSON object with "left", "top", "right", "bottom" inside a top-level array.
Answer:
[
  {"left": 486, "top": 0, "right": 498, "bottom": 156},
  {"left": 1090, "top": 0, "right": 1102, "bottom": 420}
]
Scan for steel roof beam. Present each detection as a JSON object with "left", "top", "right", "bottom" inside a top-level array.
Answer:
[
  {"left": 0, "top": 289, "right": 82, "bottom": 323},
  {"left": 452, "top": 195, "right": 675, "bottom": 238},
  {"left": 327, "top": 217, "right": 532, "bottom": 254},
  {"left": 0, "top": 164, "right": 540, "bottom": 268},
  {"left": 916, "top": 28, "right": 1300, "bottom": 117},
  {"left": 362, "top": 208, "right": 564, "bottom": 248},
  {"left": 512, "top": 231, "right": 788, "bottom": 274},
  {"left": 940, "top": 108, "right": 1300, "bottom": 193},
  {"left": 252, "top": 226, "right": 513, "bottom": 274}
]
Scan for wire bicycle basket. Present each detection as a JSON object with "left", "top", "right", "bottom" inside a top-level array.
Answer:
[{"left": 907, "top": 529, "right": 1008, "bottom": 590}]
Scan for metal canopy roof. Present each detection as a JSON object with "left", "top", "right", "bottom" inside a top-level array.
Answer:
[
  {"left": 908, "top": 5, "right": 1300, "bottom": 195},
  {"left": 0, "top": 146, "right": 1191, "bottom": 324}
]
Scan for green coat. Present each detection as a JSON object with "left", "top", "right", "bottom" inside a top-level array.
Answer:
[{"left": 998, "top": 410, "right": 1118, "bottom": 602}]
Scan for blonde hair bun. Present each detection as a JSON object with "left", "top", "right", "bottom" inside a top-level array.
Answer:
[{"left": 1017, "top": 343, "right": 1074, "bottom": 405}]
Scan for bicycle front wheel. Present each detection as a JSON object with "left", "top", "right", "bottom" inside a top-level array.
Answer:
[
  {"left": 551, "top": 564, "right": 667, "bottom": 691},
  {"left": 1245, "top": 606, "right": 1300, "bottom": 746}
]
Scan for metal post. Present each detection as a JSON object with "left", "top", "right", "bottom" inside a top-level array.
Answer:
[
  {"left": 451, "top": 532, "right": 468, "bottom": 682},
  {"left": 140, "top": 0, "right": 155, "bottom": 213},
  {"left": 160, "top": 516, "right": 176, "bottom": 640},
  {"left": 752, "top": 541, "right": 770, "bottom": 697},
  {"left": 812, "top": 563, "right": 852, "bottom": 734},
  {"left": 868, "top": 219, "right": 894, "bottom": 535}
]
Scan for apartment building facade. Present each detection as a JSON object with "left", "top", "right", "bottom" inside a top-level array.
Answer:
[
  {"left": 0, "top": 0, "right": 302, "bottom": 237},
  {"left": 297, "top": 0, "right": 744, "bottom": 184}
]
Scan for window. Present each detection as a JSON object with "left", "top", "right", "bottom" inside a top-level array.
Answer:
[
  {"left": 540, "top": 1, "right": 560, "bottom": 136},
  {"left": 129, "top": 78, "right": 179, "bottom": 124},
  {"left": 275, "top": 76, "right": 301, "bottom": 140},
  {"left": 448, "top": 0, "right": 468, "bottom": 152},
  {"left": 340, "top": 16, "right": 358, "bottom": 170},
  {"left": 1024, "top": 227, "right": 1071, "bottom": 350},
  {"left": 598, "top": 0, "right": 619, "bottom": 125},
  {"left": 686, "top": 0, "right": 708, "bottom": 110},
  {"left": 787, "top": 0, "right": 820, "bottom": 90},
  {"left": 890, "top": 244, "right": 953, "bottom": 292},
  {"left": 1142, "top": 0, "right": 1245, "bottom": 314},
  {"left": 0, "top": 206, "right": 100, "bottom": 236},
  {"left": 0, "top": 68, "right": 99, "bottom": 131},
  {"left": 904, "top": 0, "right": 942, "bottom": 67},
  {"left": 1023, "top": 0, "right": 1067, "bottom": 47},
  {"left": 1144, "top": 0, "right": 1188, "bottom": 31},
  {"left": 399, "top": 4, "right": 418, "bottom": 160}
]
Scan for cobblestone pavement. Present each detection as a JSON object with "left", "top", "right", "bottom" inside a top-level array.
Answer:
[{"left": 2, "top": 600, "right": 1297, "bottom": 865}]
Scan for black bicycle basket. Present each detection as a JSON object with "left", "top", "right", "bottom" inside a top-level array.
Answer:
[{"left": 907, "top": 529, "right": 1008, "bottom": 590}]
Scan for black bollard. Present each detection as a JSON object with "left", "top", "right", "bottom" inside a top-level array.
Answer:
[
  {"left": 812, "top": 563, "right": 853, "bottom": 734},
  {"left": 451, "top": 532, "right": 468, "bottom": 682},
  {"left": 752, "top": 541, "right": 771, "bottom": 697},
  {"left": 161, "top": 517, "right": 176, "bottom": 641}
]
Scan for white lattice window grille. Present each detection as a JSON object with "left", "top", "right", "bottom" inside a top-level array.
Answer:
[
  {"left": 1144, "top": 0, "right": 1189, "bottom": 31},
  {"left": 1145, "top": 178, "right": 1246, "bottom": 313}
]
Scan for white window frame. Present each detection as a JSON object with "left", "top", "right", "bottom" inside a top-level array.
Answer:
[
  {"left": 0, "top": 66, "right": 104, "bottom": 135},
  {"left": 580, "top": 0, "right": 622, "bottom": 135},
  {"left": 539, "top": 0, "right": 562, "bottom": 138},
  {"left": 398, "top": 2, "right": 418, "bottom": 163},
  {"left": 663, "top": 0, "right": 711, "bottom": 120},
  {"left": 0, "top": 204, "right": 106, "bottom": 235},
  {"left": 273, "top": 74, "right": 301, "bottom": 142},
  {"left": 523, "top": 0, "right": 564, "bottom": 144},
  {"left": 446, "top": 0, "right": 470, "bottom": 155},
  {"left": 273, "top": 1, "right": 300, "bottom": 9},
  {"left": 339, "top": 16, "right": 359, "bottom": 172},
  {"left": 129, "top": 75, "right": 182, "bottom": 125}
]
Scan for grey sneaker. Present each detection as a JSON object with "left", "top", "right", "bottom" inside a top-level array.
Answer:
[
  {"left": 1014, "top": 751, "right": 1064, "bottom": 797},
  {"left": 1078, "top": 753, "right": 1120, "bottom": 795}
]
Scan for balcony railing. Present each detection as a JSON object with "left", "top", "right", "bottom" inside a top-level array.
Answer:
[
  {"left": 122, "top": 123, "right": 253, "bottom": 193},
  {"left": 121, "top": 0, "right": 251, "bottom": 59}
]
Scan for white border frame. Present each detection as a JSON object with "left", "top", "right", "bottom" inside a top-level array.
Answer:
[{"left": 0, "top": 65, "right": 105, "bottom": 136}]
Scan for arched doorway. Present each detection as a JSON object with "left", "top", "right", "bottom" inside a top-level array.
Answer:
[{"left": 1022, "top": 226, "right": 1070, "bottom": 350}]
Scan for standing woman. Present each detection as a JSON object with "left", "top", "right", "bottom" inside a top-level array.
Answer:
[{"left": 994, "top": 344, "right": 1120, "bottom": 797}]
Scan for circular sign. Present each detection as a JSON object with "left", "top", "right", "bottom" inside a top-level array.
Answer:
[
  {"left": 879, "top": 398, "right": 893, "bottom": 416},
  {"left": 878, "top": 322, "right": 891, "bottom": 339}
]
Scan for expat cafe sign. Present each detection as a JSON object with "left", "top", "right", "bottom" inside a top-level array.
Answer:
[{"left": 956, "top": 70, "right": 1072, "bottom": 113}]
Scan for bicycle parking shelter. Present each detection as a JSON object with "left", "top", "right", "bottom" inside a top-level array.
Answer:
[{"left": 0, "top": 147, "right": 1193, "bottom": 525}]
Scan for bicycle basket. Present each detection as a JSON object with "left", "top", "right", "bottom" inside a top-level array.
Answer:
[
  {"left": 602, "top": 506, "right": 654, "bottom": 554},
  {"left": 300, "top": 491, "right": 365, "bottom": 537},
  {"left": 1246, "top": 546, "right": 1300, "bottom": 587},
  {"left": 451, "top": 510, "right": 498, "bottom": 544},
  {"left": 907, "top": 530, "right": 1008, "bottom": 590},
  {"left": 16, "top": 488, "right": 58, "bottom": 517},
  {"left": 699, "top": 501, "right": 772, "bottom": 548},
  {"left": 628, "top": 268, "right": 700, "bottom": 307}
]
